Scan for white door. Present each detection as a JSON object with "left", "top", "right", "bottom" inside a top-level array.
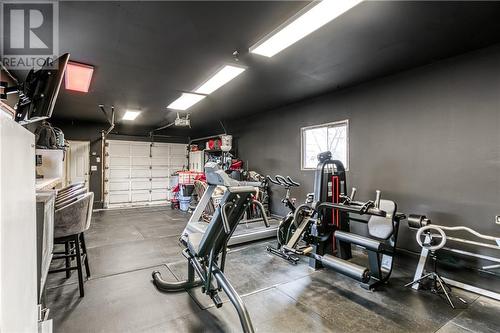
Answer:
[{"left": 67, "top": 140, "right": 90, "bottom": 189}]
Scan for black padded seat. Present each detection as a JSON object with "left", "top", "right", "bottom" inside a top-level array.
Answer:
[
  {"left": 186, "top": 232, "right": 204, "bottom": 256},
  {"left": 368, "top": 199, "right": 396, "bottom": 240}
]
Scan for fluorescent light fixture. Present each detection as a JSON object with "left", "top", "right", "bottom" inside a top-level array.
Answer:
[
  {"left": 167, "top": 92, "right": 206, "bottom": 110},
  {"left": 195, "top": 65, "right": 246, "bottom": 95},
  {"left": 250, "top": 0, "right": 363, "bottom": 57},
  {"left": 122, "top": 110, "right": 141, "bottom": 121}
]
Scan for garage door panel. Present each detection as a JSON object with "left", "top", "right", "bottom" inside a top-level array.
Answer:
[
  {"left": 131, "top": 168, "right": 151, "bottom": 178},
  {"left": 108, "top": 168, "right": 130, "bottom": 179},
  {"left": 131, "top": 191, "right": 150, "bottom": 202},
  {"left": 108, "top": 192, "right": 129, "bottom": 204},
  {"left": 170, "top": 165, "right": 184, "bottom": 173},
  {"left": 131, "top": 179, "right": 151, "bottom": 190},
  {"left": 151, "top": 145, "right": 169, "bottom": 157},
  {"left": 107, "top": 142, "right": 130, "bottom": 156},
  {"left": 132, "top": 156, "right": 150, "bottom": 166},
  {"left": 152, "top": 158, "right": 169, "bottom": 166},
  {"left": 151, "top": 190, "right": 169, "bottom": 201},
  {"left": 170, "top": 152, "right": 186, "bottom": 160},
  {"left": 170, "top": 144, "right": 186, "bottom": 154},
  {"left": 131, "top": 143, "right": 150, "bottom": 156},
  {"left": 151, "top": 167, "right": 170, "bottom": 178},
  {"left": 152, "top": 179, "right": 169, "bottom": 189},
  {"left": 108, "top": 156, "right": 130, "bottom": 167},
  {"left": 108, "top": 181, "right": 130, "bottom": 191}
]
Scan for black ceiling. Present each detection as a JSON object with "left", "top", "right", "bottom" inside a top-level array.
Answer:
[{"left": 34, "top": 1, "right": 500, "bottom": 135}]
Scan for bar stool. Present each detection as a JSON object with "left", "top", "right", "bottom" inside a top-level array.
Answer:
[{"left": 49, "top": 192, "right": 93, "bottom": 297}]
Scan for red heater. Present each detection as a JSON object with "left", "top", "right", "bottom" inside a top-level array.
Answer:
[{"left": 65, "top": 61, "right": 94, "bottom": 92}]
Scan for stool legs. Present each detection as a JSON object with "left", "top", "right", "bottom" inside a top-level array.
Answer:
[
  {"left": 80, "top": 233, "right": 91, "bottom": 277},
  {"left": 74, "top": 234, "right": 85, "bottom": 297},
  {"left": 64, "top": 241, "right": 71, "bottom": 278},
  {"left": 50, "top": 233, "right": 90, "bottom": 298}
]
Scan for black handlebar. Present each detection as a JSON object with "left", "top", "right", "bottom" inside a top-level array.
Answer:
[
  {"left": 275, "top": 175, "right": 288, "bottom": 186},
  {"left": 286, "top": 176, "right": 300, "bottom": 187},
  {"left": 316, "top": 201, "right": 387, "bottom": 217},
  {"left": 266, "top": 175, "right": 280, "bottom": 185},
  {"left": 266, "top": 175, "right": 300, "bottom": 188}
]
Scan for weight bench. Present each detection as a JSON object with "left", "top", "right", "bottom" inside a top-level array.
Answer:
[{"left": 152, "top": 185, "right": 259, "bottom": 333}]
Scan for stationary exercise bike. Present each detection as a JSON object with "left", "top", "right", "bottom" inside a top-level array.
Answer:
[{"left": 265, "top": 175, "right": 301, "bottom": 246}]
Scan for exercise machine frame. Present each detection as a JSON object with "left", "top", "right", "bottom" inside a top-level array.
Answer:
[{"left": 407, "top": 215, "right": 500, "bottom": 301}]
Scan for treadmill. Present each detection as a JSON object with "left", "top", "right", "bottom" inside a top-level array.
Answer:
[{"left": 185, "top": 163, "right": 279, "bottom": 246}]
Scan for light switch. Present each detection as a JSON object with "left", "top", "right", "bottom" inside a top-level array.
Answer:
[
  {"left": 496, "top": 215, "right": 500, "bottom": 225},
  {"left": 91, "top": 165, "right": 98, "bottom": 171},
  {"left": 96, "top": 157, "right": 101, "bottom": 163}
]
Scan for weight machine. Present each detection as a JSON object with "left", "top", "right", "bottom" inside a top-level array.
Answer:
[{"left": 269, "top": 152, "right": 405, "bottom": 289}]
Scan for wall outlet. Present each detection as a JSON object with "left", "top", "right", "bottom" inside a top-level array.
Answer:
[{"left": 496, "top": 215, "right": 500, "bottom": 225}]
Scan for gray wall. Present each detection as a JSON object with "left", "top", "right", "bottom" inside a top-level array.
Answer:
[{"left": 231, "top": 45, "right": 500, "bottom": 255}]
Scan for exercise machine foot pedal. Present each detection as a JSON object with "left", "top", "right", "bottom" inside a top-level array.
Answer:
[
  {"left": 210, "top": 291, "right": 223, "bottom": 308},
  {"left": 266, "top": 245, "right": 299, "bottom": 264}
]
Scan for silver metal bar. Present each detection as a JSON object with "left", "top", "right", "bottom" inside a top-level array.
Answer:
[
  {"left": 483, "top": 264, "right": 500, "bottom": 270},
  {"left": 441, "top": 277, "right": 500, "bottom": 301},
  {"left": 411, "top": 235, "right": 431, "bottom": 290},
  {"left": 251, "top": 199, "right": 269, "bottom": 227},
  {"left": 433, "top": 224, "right": 500, "bottom": 242},
  {"left": 187, "top": 185, "right": 216, "bottom": 225},
  {"left": 443, "top": 247, "right": 500, "bottom": 264},
  {"left": 445, "top": 236, "right": 500, "bottom": 250},
  {"left": 427, "top": 234, "right": 500, "bottom": 250},
  {"left": 213, "top": 269, "right": 255, "bottom": 333}
]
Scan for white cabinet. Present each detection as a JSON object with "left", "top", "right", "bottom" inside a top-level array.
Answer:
[
  {"left": 104, "top": 140, "right": 187, "bottom": 208},
  {"left": 0, "top": 112, "right": 38, "bottom": 332},
  {"left": 189, "top": 151, "right": 205, "bottom": 172}
]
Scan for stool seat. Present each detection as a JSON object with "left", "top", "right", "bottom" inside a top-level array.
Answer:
[{"left": 49, "top": 192, "right": 94, "bottom": 297}]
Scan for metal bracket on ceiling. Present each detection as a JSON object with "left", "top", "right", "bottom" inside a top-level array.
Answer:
[
  {"left": 99, "top": 104, "right": 115, "bottom": 136},
  {"left": 232, "top": 50, "right": 240, "bottom": 62}
]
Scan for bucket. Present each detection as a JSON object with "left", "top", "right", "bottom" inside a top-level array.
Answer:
[
  {"left": 180, "top": 184, "right": 194, "bottom": 197},
  {"left": 179, "top": 196, "right": 191, "bottom": 211},
  {"left": 220, "top": 135, "right": 232, "bottom": 152}
]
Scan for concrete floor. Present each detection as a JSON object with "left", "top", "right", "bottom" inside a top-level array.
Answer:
[{"left": 46, "top": 206, "right": 500, "bottom": 333}]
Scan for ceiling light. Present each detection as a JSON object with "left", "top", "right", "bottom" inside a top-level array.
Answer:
[
  {"left": 195, "top": 65, "right": 246, "bottom": 95},
  {"left": 250, "top": 0, "right": 363, "bottom": 57},
  {"left": 65, "top": 61, "right": 94, "bottom": 92},
  {"left": 123, "top": 111, "right": 141, "bottom": 121},
  {"left": 167, "top": 92, "right": 206, "bottom": 110}
]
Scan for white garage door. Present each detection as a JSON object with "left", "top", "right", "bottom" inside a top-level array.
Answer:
[{"left": 104, "top": 140, "right": 187, "bottom": 208}]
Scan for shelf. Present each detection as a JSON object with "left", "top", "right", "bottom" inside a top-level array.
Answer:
[{"left": 204, "top": 149, "right": 232, "bottom": 154}]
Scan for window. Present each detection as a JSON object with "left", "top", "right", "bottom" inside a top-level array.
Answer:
[{"left": 301, "top": 120, "right": 349, "bottom": 170}]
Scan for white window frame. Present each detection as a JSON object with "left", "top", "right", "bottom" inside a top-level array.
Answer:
[{"left": 300, "top": 119, "right": 349, "bottom": 171}]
